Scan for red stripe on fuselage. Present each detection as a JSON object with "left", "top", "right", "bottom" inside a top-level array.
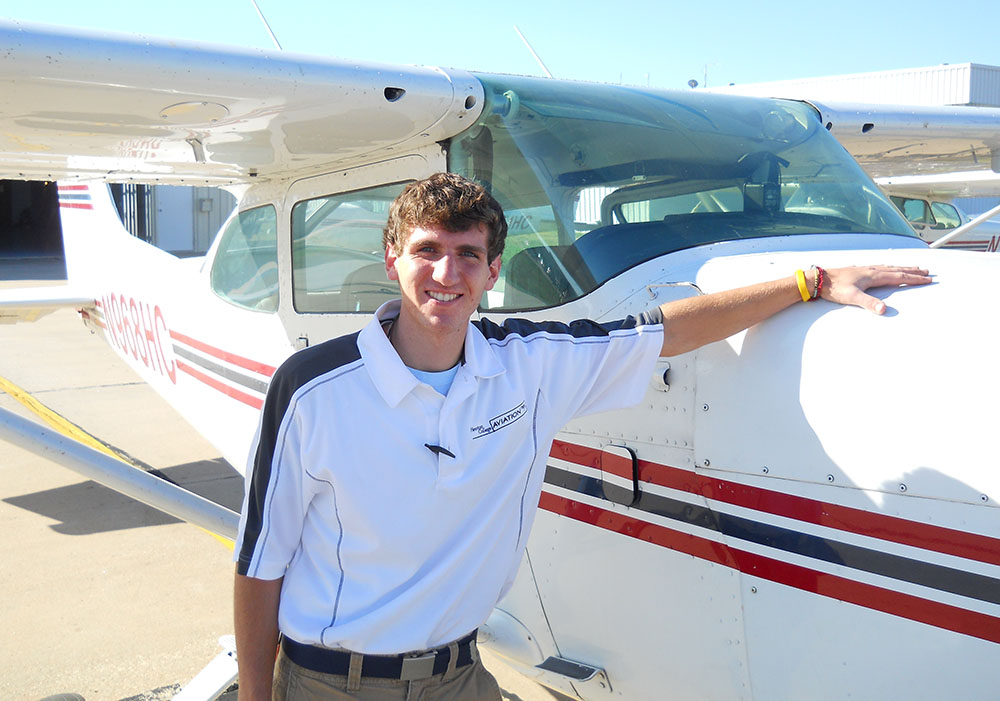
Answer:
[
  {"left": 539, "top": 491, "right": 1000, "bottom": 645},
  {"left": 601, "top": 450, "right": 634, "bottom": 481},
  {"left": 176, "top": 359, "right": 263, "bottom": 410},
  {"left": 170, "top": 330, "right": 276, "bottom": 377},
  {"left": 57, "top": 185, "right": 89, "bottom": 191},
  {"left": 59, "top": 202, "right": 93, "bottom": 210},
  {"left": 549, "top": 439, "right": 1000, "bottom": 566}
]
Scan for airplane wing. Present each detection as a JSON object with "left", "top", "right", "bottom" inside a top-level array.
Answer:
[
  {"left": 0, "top": 19, "right": 481, "bottom": 185},
  {"left": 804, "top": 100, "right": 1000, "bottom": 182},
  {"left": 874, "top": 170, "right": 1000, "bottom": 198},
  {"left": 0, "top": 286, "right": 96, "bottom": 323},
  {"left": 4, "top": 18, "right": 996, "bottom": 192}
]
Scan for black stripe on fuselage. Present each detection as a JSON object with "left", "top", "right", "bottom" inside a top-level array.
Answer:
[
  {"left": 172, "top": 344, "right": 270, "bottom": 395},
  {"left": 544, "top": 465, "right": 1000, "bottom": 605}
]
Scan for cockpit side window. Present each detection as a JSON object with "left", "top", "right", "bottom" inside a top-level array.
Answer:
[
  {"left": 890, "top": 196, "right": 932, "bottom": 225},
  {"left": 210, "top": 204, "right": 278, "bottom": 312},
  {"left": 930, "top": 202, "right": 961, "bottom": 230},
  {"left": 291, "top": 182, "right": 408, "bottom": 313}
]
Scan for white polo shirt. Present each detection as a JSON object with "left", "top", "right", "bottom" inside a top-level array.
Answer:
[{"left": 235, "top": 300, "right": 663, "bottom": 654}]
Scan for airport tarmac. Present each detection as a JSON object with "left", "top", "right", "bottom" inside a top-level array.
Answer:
[{"left": 0, "top": 258, "right": 556, "bottom": 700}]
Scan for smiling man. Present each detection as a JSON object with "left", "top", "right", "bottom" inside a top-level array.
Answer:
[
  {"left": 381, "top": 180, "right": 504, "bottom": 374},
  {"left": 233, "top": 173, "right": 930, "bottom": 700}
]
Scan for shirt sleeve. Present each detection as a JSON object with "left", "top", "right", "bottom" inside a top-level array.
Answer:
[
  {"left": 485, "top": 310, "right": 664, "bottom": 425},
  {"left": 558, "top": 312, "right": 663, "bottom": 421}
]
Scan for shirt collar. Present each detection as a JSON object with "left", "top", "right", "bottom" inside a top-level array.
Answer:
[
  {"left": 462, "top": 315, "right": 506, "bottom": 380},
  {"left": 357, "top": 300, "right": 419, "bottom": 408},
  {"left": 358, "top": 300, "right": 505, "bottom": 407}
]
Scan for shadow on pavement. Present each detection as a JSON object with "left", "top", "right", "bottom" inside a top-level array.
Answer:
[{"left": 3, "top": 457, "right": 244, "bottom": 535}]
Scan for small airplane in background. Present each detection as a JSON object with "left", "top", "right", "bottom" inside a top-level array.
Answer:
[
  {"left": 874, "top": 168, "right": 1000, "bottom": 251},
  {"left": 1, "top": 19, "right": 1000, "bottom": 701},
  {"left": 885, "top": 189, "right": 1000, "bottom": 251}
]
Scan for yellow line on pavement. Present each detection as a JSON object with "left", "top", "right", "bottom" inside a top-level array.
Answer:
[{"left": 0, "top": 374, "right": 125, "bottom": 460}]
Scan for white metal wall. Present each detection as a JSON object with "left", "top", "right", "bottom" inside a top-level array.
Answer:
[
  {"left": 969, "top": 63, "right": 1000, "bottom": 107},
  {"left": 150, "top": 185, "right": 235, "bottom": 255},
  {"left": 707, "top": 63, "right": 1000, "bottom": 107}
]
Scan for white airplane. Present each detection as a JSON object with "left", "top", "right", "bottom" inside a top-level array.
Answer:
[
  {"left": 884, "top": 189, "right": 1000, "bottom": 251},
  {"left": 877, "top": 172, "right": 1000, "bottom": 251},
  {"left": 2, "top": 19, "right": 1000, "bottom": 701}
]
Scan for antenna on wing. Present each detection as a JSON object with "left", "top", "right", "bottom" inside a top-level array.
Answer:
[
  {"left": 514, "top": 25, "right": 553, "bottom": 78},
  {"left": 250, "top": 0, "right": 283, "bottom": 50}
]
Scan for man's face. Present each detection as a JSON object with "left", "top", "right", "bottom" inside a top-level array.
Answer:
[{"left": 385, "top": 222, "right": 501, "bottom": 340}]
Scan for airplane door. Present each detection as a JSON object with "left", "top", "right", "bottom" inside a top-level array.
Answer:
[
  {"left": 278, "top": 149, "right": 445, "bottom": 347},
  {"left": 525, "top": 357, "right": 754, "bottom": 700}
]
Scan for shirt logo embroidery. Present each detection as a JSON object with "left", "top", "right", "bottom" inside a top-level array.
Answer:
[{"left": 471, "top": 401, "right": 527, "bottom": 439}]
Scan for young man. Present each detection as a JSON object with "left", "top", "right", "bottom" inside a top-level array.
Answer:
[{"left": 234, "top": 173, "right": 930, "bottom": 700}]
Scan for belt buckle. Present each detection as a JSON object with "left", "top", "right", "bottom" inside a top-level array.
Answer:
[{"left": 400, "top": 651, "right": 437, "bottom": 680}]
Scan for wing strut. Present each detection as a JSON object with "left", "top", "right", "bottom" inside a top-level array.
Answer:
[{"left": 0, "top": 406, "right": 239, "bottom": 541}]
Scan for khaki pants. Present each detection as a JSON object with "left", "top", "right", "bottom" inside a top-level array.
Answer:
[{"left": 272, "top": 642, "right": 503, "bottom": 701}]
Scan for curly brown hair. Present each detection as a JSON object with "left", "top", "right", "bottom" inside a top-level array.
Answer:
[{"left": 383, "top": 173, "right": 507, "bottom": 263}]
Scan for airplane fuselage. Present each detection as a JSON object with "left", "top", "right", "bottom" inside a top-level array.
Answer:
[{"left": 2, "top": 20, "right": 998, "bottom": 699}]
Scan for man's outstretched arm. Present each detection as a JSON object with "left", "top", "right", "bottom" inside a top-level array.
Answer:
[
  {"left": 658, "top": 265, "right": 932, "bottom": 357},
  {"left": 234, "top": 572, "right": 283, "bottom": 700}
]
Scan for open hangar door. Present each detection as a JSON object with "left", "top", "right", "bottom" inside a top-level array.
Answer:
[
  {"left": 0, "top": 181, "right": 62, "bottom": 256},
  {"left": 0, "top": 181, "right": 234, "bottom": 261}
]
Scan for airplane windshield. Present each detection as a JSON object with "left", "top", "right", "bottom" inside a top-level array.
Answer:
[{"left": 450, "top": 74, "right": 916, "bottom": 311}]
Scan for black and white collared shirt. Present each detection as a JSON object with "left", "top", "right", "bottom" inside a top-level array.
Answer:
[{"left": 235, "top": 300, "right": 663, "bottom": 654}]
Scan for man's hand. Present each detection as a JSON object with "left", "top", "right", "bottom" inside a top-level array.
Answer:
[
  {"left": 821, "top": 265, "right": 931, "bottom": 314},
  {"left": 658, "top": 264, "right": 932, "bottom": 357}
]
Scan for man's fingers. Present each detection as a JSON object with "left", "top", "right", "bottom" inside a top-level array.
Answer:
[
  {"left": 870, "top": 265, "right": 928, "bottom": 274},
  {"left": 845, "top": 289, "right": 887, "bottom": 315},
  {"left": 869, "top": 266, "right": 931, "bottom": 286},
  {"left": 869, "top": 297, "right": 887, "bottom": 315},
  {"left": 814, "top": 265, "right": 931, "bottom": 313},
  {"left": 826, "top": 266, "right": 931, "bottom": 298},
  {"left": 827, "top": 265, "right": 933, "bottom": 313}
]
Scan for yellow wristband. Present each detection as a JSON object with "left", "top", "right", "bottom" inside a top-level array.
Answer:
[{"left": 795, "top": 269, "right": 811, "bottom": 302}]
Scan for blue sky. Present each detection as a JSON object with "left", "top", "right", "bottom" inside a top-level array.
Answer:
[{"left": 1, "top": 0, "right": 998, "bottom": 90}]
